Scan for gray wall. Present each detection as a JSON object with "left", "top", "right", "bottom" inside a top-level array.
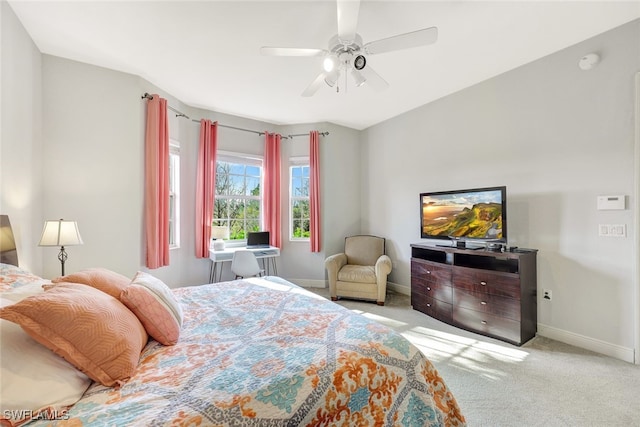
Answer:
[
  {"left": 361, "top": 20, "right": 639, "bottom": 360},
  {"left": 2, "top": 1, "right": 638, "bottom": 361},
  {"left": 2, "top": 3, "right": 361, "bottom": 287},
  {"left": 1, "top": 1, "right": 43, "bottom": 273}
]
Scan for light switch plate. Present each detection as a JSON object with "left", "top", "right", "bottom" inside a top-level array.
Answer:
[{"left": 599, "top": 224, "right": 627, "bottom": 237}]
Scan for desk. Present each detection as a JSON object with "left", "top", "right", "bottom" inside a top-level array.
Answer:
[{"left": 209, "top": 246, "right": 280, "bottom": 283}]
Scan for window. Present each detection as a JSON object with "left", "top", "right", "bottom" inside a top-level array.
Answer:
[
  {"left": 290, "top": 157, "right": 310, "bottom": 240},
  {"left": 169, "top": 140, "right": 180, "bottom": 248},
  {"left": 214, "top": 151, "right": 263, "bottom": 242}
]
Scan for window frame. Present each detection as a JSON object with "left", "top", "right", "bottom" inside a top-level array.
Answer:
[
  {"left": 289, "top": 156, "right": 310, "bottom": 242},
  {"left": 168, "top": 140, "right": 180, "bottom": 249},
  {"left": 214, "top": 150, "right": 264, "bottom": 246}
]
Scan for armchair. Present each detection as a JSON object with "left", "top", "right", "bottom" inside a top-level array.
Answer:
[{"left": 324, "top": 235, "right": 392, "bottom": 306}]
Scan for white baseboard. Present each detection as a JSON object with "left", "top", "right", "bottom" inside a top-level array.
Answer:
[
  {"left": 286, "top": 278, "right": 326, "bottom": 288},
  {"left": 290, "top": 279, "right": 411, "bottom": 295},
  {"left": 388, "top": 281, "right": 410, "bottom": 296},
  {"left": 537, "top": 323, "right": 635, "bottom": 363},
  {"left": 286, "top": 279, "right": 635, "bottom": 363}
]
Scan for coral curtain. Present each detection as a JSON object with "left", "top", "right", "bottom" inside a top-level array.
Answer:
[
  {"left": 144, "top": 94, "right": 170, "bottom": 269},
  {"left": 195, "top": 119, "right": 218, "bottom": 258},
  {"left": 264, "top": 132, "right": 282, "bottom": 248},
  {"left": 310, "top": 130, "right": 321, "bottom": 252}
]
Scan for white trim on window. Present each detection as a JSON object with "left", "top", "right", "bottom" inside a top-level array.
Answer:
[
  {"left": 169, "top": 139, "right": 180, "bottom": 249},
  {"left": 214, "top": 151, "right": 264, "bottom": 245},
  {"left": 289, "top": 158, "right": 310, "bottom": 241}
]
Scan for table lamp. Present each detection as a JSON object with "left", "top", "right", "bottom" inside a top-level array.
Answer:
[
  {"left": 211, "top": 226, "right": 229, "bottom": 251},
  {"left": 0, "top": 215, "right": 18, "bottom": 266},
  {"left": 38, "top": 219, "right": 83, "bottom": 276}
]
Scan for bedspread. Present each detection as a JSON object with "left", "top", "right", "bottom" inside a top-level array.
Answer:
[{"left": 11, "top": 272, "right": 464, "bottom": 426}]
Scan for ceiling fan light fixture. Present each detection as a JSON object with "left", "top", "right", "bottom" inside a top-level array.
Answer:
[
  {"left": 351, "top": 69, "right": 366, "bottom": 87},
  {"left": 354, "top": 54, "right": 366, "bottom": 70},
  {"left": 323, "top": 55, "right": 338, "bottom": 72},
  {"left": 324, "top": 69, "right": 339, "bottom": 87}
]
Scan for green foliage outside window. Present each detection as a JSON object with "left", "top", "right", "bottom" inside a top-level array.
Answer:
[
  {"left": 291, "top": 165, "right": 310, "bottom": 240},
  {"left": 214, "top": 161, "right": 262, "bottom": 240}
]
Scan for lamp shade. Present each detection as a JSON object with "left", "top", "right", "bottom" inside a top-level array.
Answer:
[
  {"left": 0, "top": 215, "right": 18, "bottom": 267},
  {"left": 211, "top": 226, "right": 230, "bottom": 240},
  {"left": 0, "top": 217, "right": 16, "bottom": 252},
  {"left": 38, "top": 219, "right": 83, "bottom": 247}
]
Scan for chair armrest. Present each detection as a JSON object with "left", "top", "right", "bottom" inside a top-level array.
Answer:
[
  {"left": 375, "top": 255, "right": 392, "bottom": 277},
  {"left": 325, "top": 253, "right": 347, "bottom": 275},
  {"left": 325, "top": 253, "right": 347, "bottom": 300}
]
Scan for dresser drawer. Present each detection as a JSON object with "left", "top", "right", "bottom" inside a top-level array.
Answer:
[
  {"left": 412, "top": 296, "right": 452, "bottom": 324},
  {"left": 411, "top": 259, "right": 452, "bottom": 286},
  {"left": 453, "top": 306, "right": 521, "bottom": 345},
  {"left": 453, "top": 266, "right": 520, "bottom": 299},
  {"left": 452, "top": 288, "right": 521, "bottom": 321},
  {"left": 411, "top": 278, "right": 452, "bottom": 304}
]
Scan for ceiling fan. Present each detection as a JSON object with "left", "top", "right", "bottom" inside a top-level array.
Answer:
[{"left": 260, "top": 0, "right": 438, "bottom": 97}]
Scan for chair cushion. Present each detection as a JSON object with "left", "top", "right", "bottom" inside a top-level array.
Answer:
[
  {"left": 337, "top": 265, "right": 377, "bottom": 284},
  {"left": 345, "top": 236, "right": 385, "bottom": 266}
]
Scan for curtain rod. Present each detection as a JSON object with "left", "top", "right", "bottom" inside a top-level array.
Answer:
[{"left": 141, "top": 93, "right": 328, "bottom": 140}]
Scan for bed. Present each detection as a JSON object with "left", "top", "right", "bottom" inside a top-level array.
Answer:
[{"left": 1, "top": 262, "right": 466, "bottom": 426}]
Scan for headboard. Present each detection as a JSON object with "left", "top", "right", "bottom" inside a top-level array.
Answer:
[{"left": 0, "top": 215, "right": 19, "bottom": 266}]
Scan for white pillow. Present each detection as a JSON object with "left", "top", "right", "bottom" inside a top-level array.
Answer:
[{"left": 0, "top": 296, "right": 92, "bottom": 425}]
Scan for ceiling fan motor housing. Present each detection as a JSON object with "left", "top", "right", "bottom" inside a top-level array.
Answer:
[{"left": 326, "top": 34, "right": 369, "bottom": 75}]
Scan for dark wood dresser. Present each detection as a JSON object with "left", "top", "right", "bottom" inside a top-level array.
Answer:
[{"left": 410, "top": 243, "right": 537, "bottom": 346}]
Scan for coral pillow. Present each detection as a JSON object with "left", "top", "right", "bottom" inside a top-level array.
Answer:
[
  {"left": 1, "top": 299, "right": 91, "bottom": 426},
  {"left": 52, "top": 268, "right": 131, "bottom": 299},
  {"left": 0, "top": 283, "right": 148, "bottom": 387},
  {"left": 120, "top": 272, "right": 183, "bottom": 345}
]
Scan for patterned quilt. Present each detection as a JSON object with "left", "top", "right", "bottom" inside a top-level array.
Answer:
[{"left": 5, "top": 267, "right": 465, "bottom": 426}]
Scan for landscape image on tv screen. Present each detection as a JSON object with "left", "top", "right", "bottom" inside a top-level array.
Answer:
[{"left": 421, "top": 188, "right": 504, "bottom": 240}]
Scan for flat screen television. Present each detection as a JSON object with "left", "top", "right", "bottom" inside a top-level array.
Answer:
[{"left": 420, "top": 186, "right": 507, "bottom": 244}]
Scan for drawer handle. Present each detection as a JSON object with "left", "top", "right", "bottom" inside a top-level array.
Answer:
[
  {"left": 481, "top": 320, "right": 487, "bottom": 325},
  {"left": 480, "top": 281, "right": 487, "bottom": 286},
  {"left": 480, "top": 301, "right": 487, "bottom": 305}
]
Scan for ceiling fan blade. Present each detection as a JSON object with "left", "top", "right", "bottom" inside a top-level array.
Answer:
[
  {"left": 302, "top": 72, "right": 327, "bottom": 97},
  {"left": 260, "top": 47, "right": 326, "bottom": 57},
  {"left": 364, "top": 26, "right": 438, "bottom": 55},
  {"left": 337, "top": 0, "right": 360, "bottom": 42},
  {"left": 360, "top": 66, "right": 389, "bottom": 92}
]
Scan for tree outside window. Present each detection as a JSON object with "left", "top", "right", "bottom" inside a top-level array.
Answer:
[
  {"left": 214, "top": 152, "right": 262, "bottom": 242},
  {"left": 290, "top": 159, "right": 310, "bottom": 240}
]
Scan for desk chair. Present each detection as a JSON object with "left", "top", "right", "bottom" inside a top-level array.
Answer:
[{"left": 231, "top": 250, "right": 265, "bottom": 279}]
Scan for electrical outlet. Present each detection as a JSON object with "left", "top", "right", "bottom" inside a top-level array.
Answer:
[{"left": 543, "top": 289, "right": 552, "bottom": 301}]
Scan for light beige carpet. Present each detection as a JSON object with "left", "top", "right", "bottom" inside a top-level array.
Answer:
[{"left": 306, "top": 287, "right": 640, "bottom": 427}]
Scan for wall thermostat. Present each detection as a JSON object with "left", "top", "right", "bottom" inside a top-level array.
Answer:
[{"left": 597, "top": 195, "right": 625, "bottom": 210}]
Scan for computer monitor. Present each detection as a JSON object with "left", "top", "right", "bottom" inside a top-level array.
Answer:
[{"left": 246, "top": 231, "right": 270, "bottom": 248}]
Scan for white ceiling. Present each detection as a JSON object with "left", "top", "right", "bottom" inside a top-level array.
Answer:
[{"left": 7, "top": 1, "right": 640, "bottom": 130}]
